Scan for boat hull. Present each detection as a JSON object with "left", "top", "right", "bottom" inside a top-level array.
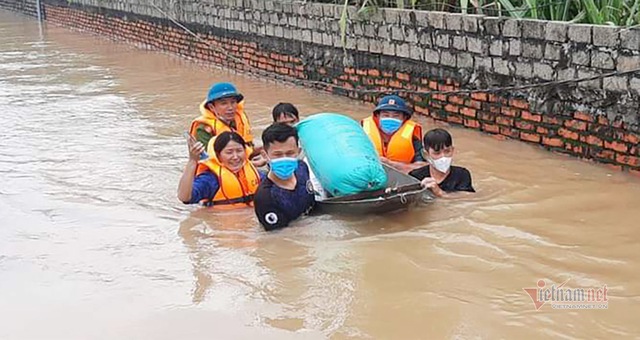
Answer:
[{"left": 315, "top": 164, "right": 427, "bottom": 215}]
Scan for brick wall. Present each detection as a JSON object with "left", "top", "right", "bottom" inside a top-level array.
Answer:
[{"left": 3, "top": 0, "right": 639, "bottom": 173}]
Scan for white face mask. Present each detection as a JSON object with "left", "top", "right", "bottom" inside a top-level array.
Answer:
[{"left": 429, "top": 156, "right": 452, "bottom": 173}]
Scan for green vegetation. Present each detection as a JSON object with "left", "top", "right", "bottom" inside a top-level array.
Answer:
[{"left": 321, "top": 0, "right": 640, "bottom": 26}]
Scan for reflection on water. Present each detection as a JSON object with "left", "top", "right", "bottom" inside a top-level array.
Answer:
[
  {"left": 1, "top": 9, "right": 640, "bottom": 340},
  {"left": 178, "top": 210, "right": 262, "bottom": 304}
]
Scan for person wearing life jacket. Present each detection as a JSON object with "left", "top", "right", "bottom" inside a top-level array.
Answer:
[
  {"left": 361, "top": 95, "right": 426, "bottom": 173},
  {"left": 178, "top": 131, "right": 264, "bottom": 209},
  {"left": 189, "top": 82, "right": 266, "bottom": 168}
]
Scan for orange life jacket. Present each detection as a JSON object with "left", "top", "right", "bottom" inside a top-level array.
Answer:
[
  {"left": 361, "top": 116, "right": 423, "bottom": 164},
  {"left": 195, "top": 157, "right": 261, "bottom": 209},
  {"left": 189, "top": 100, "right": 254, "bottom": 148}
]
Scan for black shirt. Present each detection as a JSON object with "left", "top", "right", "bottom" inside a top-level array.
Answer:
[
  {"left": 254, "top": 161, "right": 315, "bottom": 231},
  {"left": 409, "top": 165, "right": 475, "bottom": 193}
]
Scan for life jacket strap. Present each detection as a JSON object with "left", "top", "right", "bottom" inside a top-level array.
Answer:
[{"left": 209, "top": 194, "right": 255, "bottom": 206}]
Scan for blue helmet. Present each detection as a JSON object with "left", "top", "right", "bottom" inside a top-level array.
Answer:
[
  {"left": 206, "top": 82, "right": 244, "bottom": 104},
  {"left": 374, "top": 95, "right": 411, "bottom": 116}
]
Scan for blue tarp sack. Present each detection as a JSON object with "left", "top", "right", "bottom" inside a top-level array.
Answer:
[{"left": 296, "top": 113, "right": 388, "bottom": 197}]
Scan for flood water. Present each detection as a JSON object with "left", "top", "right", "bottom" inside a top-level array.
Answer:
[{"left": 1, "top": 10, "right": 640, "bottom": 340}]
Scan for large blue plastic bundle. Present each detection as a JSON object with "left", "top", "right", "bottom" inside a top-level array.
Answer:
[{"left": 296, "top": 113, "right": 388, "bottom": 197}]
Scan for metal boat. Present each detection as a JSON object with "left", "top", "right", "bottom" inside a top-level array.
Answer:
[{"left": 315, "top": 164, "right": 428, "bottom": 215}]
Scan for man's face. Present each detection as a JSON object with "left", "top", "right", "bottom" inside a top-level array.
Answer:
[
  {"left": 423, "top": 145, "right": 455, "bottom": 160},
  {"left": 275, "top": 113, "right": 299, "bottom": 126},
  {"left": 378, "top": 110, "right": 406, "bottom": 121},
  {"left": 209, "top": 97, "right": 238, "bottom": 123},
  {"left": 265, "top": 136, "right": 300, "bottom": 160}
]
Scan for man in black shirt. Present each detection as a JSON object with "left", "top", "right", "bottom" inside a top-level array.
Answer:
[
  {"left": 254, "top": 123, "right": 315, "bottom": 231},
  {"left": 409, "top": 128, "right": 475, "bottom": 197}
]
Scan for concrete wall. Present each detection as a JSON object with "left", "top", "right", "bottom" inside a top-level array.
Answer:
[
  {"left": 1, "top": 0, "right": 639, "bottom": 173},
  {"left": 0, "top": 0, "right": 39, "bottom": 16}
]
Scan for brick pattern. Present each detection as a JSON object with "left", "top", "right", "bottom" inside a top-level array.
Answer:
[
  {"left": 351, "top": 69, "right": 640, "bottom": 170},
  {"left": 44, "top": 4, "right": 308, "bottom": 79},
  {"left": 4, "top": 0, "right": 640, "bottom": 173}
]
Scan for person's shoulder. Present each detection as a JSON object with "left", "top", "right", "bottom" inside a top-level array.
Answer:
[
  {"left": 257, "top": 175, "right": 275, "bottom": 190},
  {"left": 297, "top": 159, "right": 310, "bottom": 172},
  {"left": 449, "top": 165, "right": 475, "bottom": 192},
  {"left": 408, "top": 119, "right": 423, "bottom": 131},
  {"left": 451, "top": 165, "right": 472, "bottom": 177},
  {"left": 196, "top": 170, "right": 218, "bottom": 181},
  {"left": 409, "top": 164, "right": 430, "bottom": 180},
  {"left": 293, "top": 160, "right": 310, "bottom": 178},
  {"left": 408, "top": 118, "right": 421, "bottom": 125},
  {"left": 255, "top": 178, "right": 275, "bottom": 205}
]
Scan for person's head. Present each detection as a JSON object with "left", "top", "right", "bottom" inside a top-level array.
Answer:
[
  {"left": 373, "top": 95, "right": 412, "bottom": 135},
  {"left": 205, "top": 82, "right": 244, "bottom": 123},
  {"left": 422, "top": 128, "right": 454, "bottom": 173},
  {"left": 272, "top": 102, "right": 299, "bottom": 126},
  {"left": 213, "top": 131, "right": 247, "bottom": 173},
  {"left": 262, "top": 123, "right": 300, "bottom": 180}
]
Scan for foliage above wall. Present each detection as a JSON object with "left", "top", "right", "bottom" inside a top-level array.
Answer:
[{"left": 314, "top": 0, "right": 640, "bottom": 26}]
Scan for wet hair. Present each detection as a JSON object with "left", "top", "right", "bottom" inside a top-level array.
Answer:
[
  {"left": 423, "top": 128, "right": 453, "bottom": 152},
  {"left": 213, "top": 131, "right": 246, "bottom": 154},
  {"left": 261, "top": 123, "right": 299, "bottom": 150},
  {"left": 271, "top": 102, "right": 299, "bottom": 122}
]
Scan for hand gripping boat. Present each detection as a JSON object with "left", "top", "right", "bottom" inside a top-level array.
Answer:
[{"left": 314, "top": 164, "right": 427, "bottom": 215}]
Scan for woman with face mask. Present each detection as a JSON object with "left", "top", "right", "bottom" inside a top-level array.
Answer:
[
  {"left": 361, "top": 95, "right": 426, "bottom": 173},
  {"left": 178, "top": 131, "right": 264, "bottom": 209},
  {"left": 253, "top": 123, "right": 315, "bottom": 231},
  {"left": 408, "top": 128, "right": 475, "bottom": 198}
]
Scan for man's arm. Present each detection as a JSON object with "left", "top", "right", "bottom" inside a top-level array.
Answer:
[
  {"left": 195, "top": 125, "right": 213, "bottom": 147},
  {"left": 188, "top": 172, "right": 220, "bottom": 204},
  {"left": 249, "top": 145, "right": 267, "bottom": 168},
  {"left": 420, "top": 177, "right": 447, "bottom": 198},
  {"left": 420, "top": 167, "right": 476, "bottom": 199},
  {"left": 254, "top": 189, "right": 292, "bottom": 231}
]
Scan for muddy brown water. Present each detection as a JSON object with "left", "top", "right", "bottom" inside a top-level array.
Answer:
[{"left": 1, "top": 10, "right": 639, "bottom": 340}]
